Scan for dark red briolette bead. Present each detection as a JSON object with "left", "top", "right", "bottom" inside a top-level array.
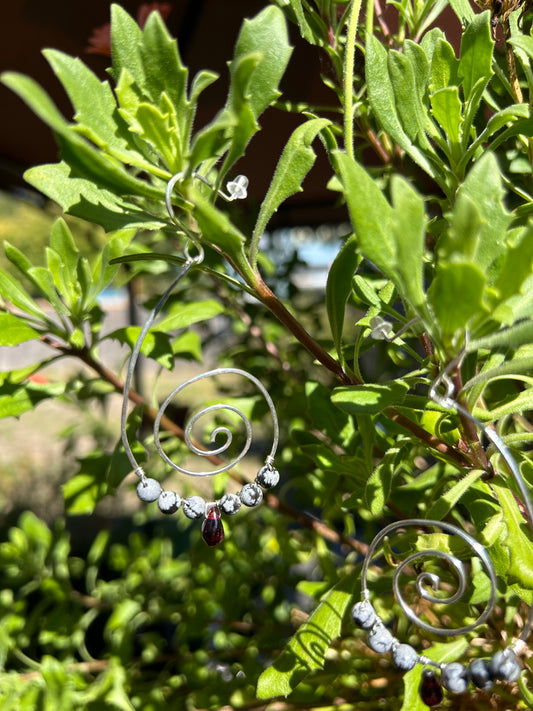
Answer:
[
  {"left": 420, "top": 668, "right": 443, "bottom": 707},
  {"left": 202, "top": 507, "right": 225, "bottom": 546}
]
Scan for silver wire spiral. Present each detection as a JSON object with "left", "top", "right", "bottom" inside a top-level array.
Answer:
[
  {"left": 360, "top": 519, "right": 497, "bottom": 636},
  {"left": 153, "top": 367, "right": 279, "bottom": 477}
]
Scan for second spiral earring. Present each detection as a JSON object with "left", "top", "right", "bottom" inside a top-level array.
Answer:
[{"left": 120, "top": 173, "right": 280, "bottom": 546}]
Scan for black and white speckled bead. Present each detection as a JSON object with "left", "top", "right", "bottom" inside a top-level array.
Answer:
[
  {"left": 158, "top": 490, "right": 181, "bottom": 514},
  {"left": 137, "top": 477, "right": 162, "bottom": 502},
  {"left": 183, "top": 495, "right": 206, "bottom": 519},
  {"left": 367, "top": 622, "right": 394, "bottom": 654},
  {"left": 240, "top": 483, "right": 263, "bottom": 507},
  {"left": 256, "top": 464, "right": 280, "bottom": 489},
  {"left": 392, "top": 643, "right": 419, "bottom": 671},
  {"left": 219, "top": 493, "right": 241, "bottom": 515},
  {"left": 351, "top": 600, "right": 377, "bottom": 630},
  {"left": 469, "top": 659, "right": 494, "bottom": 691},
  {"left": 441, "top": 662, "right": 469, "bottom": 694},
  {"left": 489, "top": 650, "right": 521, "bottom": 683}
]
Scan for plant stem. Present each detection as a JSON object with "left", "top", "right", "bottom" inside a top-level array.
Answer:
[
  {"left": 344, "top": 0, "right": 363, "bottom": 159},
  {"left": 253, "top": 276, "right": 354, "bottom": 385}
]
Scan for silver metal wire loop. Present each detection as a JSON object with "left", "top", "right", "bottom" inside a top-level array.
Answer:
[
  {"left": 153, "top": 368, "right": 279, "bottom": 477},
  {"left": 361, "top": 519, "right": 497, "bottom": 636}
]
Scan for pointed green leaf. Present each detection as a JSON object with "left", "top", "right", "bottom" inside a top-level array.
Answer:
[
  {"left": 365, "top": 448, "right": 399, "bottom": 516},
  {"left": 230, "top": 6, "right": 292, "bottom": 118},
  {"left": 332, "top": 381, "right": 409, "bottom": 415},
  {"left": 458, "top": 11, "right": 494, "bottom": 102},
  {"left": 0, "top": 268, "right": 47, "bottom": 319},
  {"left": 140, "top": 10, "right": 188, "bottom": 123},
  {"left": 494, "top": 482, "right": 533, "bottom": 589},
  {"left": 252, "top": 118, "right": 330, "bottom": 264},
  {"left": 431, "top": 86, "right": 463, "bottom": 144},
  {"left": 390, "top": 176, "right": 427, "bottom": 311},
  {"left": 256, "top": 570, "right": 359, "bottom": 699},
  {"left": 0, "top": 380, "right": 65, "bottom": 419},
  {"left": 42, "top": 49, "right": 125, "bottom": 152},
  {"left": 0, "top": 314, "right": 41, "bottom": 346},
  {"left": 105, "top": 327, "right": 174, "bottom": 369},
  {"left": 430, "top": 38, "right": 459, "bottom": 92},
  {"left": 365, "top": 36, "right": 439, "bottom": 181},
  {"left": 427, "top": 261, "right": 488, "bottom": 343},
  {"left": 157, "top": 300, "right": 225, "bottom": 332},
  {"left": 326, "top": 236, "right": 361, "bottom": 363},
  {"left": 109, "top": 4, "right": 145, "bottom": 87},
  {"left": 25, "top": 162, "right": 166, "bottom": 231}
]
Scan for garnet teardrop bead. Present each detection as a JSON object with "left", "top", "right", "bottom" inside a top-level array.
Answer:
[
  {"left": 420, "top": 668, "right": 443, "bottom": 707},
  {"left": 202, "top": 507, "right": 225, "bottom": 546}
]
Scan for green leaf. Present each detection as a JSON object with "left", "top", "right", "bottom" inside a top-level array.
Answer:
[
  {"left": 105, "top": 327, "right": 174, "bottom": 369},
  {"left": 25, "top": 162, "right": 166, "bottom": 231},
  {"left": 431, "top": 86, "right": 463, "bottom": 145},
  {"left": 326, "top": 237, "right": 361, "bottom": 363},
  {"left": 493, "top": 482, "right": 533, "bottom": 588},
  {"left": 2, "top": 72, "right": 163, "bottom": 200},
  {"left": 0, "top": 314, "right": 41, "bottom": 346},
  {"left": 458, "top": 11, "right": 493, "bottom": 102},
  {"left": 332, "top": 381, "right": 409, "bottom": 415},
  {"left": 387, "top": 45, "right": 432, "bottom": 148},
  {"left": 430, "top": 38, "right": 459, "bottom": 92},
  {"left": 365, "top": 36, "right": 439, "bottom": 181},
  {"left": 427, "top": 261, "right": 488, "bottom": 343},
  {"left": 389, "top": 176, "right": 427, "bottom": 312},
  {"left": 252, "top": 118, "right": 331, "bottom": 266},
  {"left": 333, "top": 153, "right": 427, "bottom": 314},
  {"left": 0, "top": 268, "right": 47, "bottom": 319},
  {"left": 256, "top": 570, "right": 359, "bottom": 699},
  {"left": 0, "top": 380, "right": 65, "bottom": 419},
  {"left": 305, "top": 381, "right": 355, "bottom": 448},
  {"left": 365, "top": 448, "right": 399, "bottom": 516},
  {"left": 467, "top": 319, "right": 533, "bottom": 353},
  {"left": 109, "top": 4, "right": 145, "bottom": 87},
  {"left": 140, "top": 10, "right": 189, "bottom": 127},
  {"left": 157, "top": 300, "right": 225, "bottom": 332},
  {"left": 230, "top": 6, "right": 292, "bottom": 119},
  {"left": 427, "top": 469, "right": 485, "bottom": 520},
  {"left": 42, "top": 49, "right": 127, "bottom": 154}
]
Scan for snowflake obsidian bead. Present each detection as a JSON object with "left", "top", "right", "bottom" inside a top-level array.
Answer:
[
  {"left": 219, "top": 493, "right": 241, "bottom": 515},
  {"left": 256, "top": 464, "right": 280, "bottom": 488},
  {"left": 351, "top": 600, "right": 377, "bottom": 630},
  {"left": 469, "top": 658, "right": 494, "bottom": 691},
  {"left": 239, "top": 483, "right": 263, "bottom": 507},
  {"left": 442, "top": 662, "right": 469, "bottom": 694},
  {"left": 489, "top": 649, "right": 521, "bottom": 682},
  {"left": 392, "top": 643, "right": 419, "bottom": 671},
  {"left": 367, "top": 622, "right": 394, "bottom": 654},
  {"left": 183, "top": 495, "right": 206, "bottom": 519},
  {"left": 158, "top": 490, "right": 181, "bottom": 514},
  {"left": 137, "top": 477, "right": 162, "bottom": 502}
]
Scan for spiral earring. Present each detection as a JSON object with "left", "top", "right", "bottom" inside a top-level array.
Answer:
[
  {"left": 120, "top": 172, "right": 280, "bottom": 546},
  {"left": 351, "top": 351, "right": 533, "bottom": 706}
]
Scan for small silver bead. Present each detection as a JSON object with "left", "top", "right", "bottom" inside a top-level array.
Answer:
[
  {"left": 183, "top": 496, "right": 206, "bottom": 519},
  {"left": 137, "top": 477, "right": 162, "bottom": 502},
  {"left": 239, "top": 483, "right": 263, "bottom": 507}
]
